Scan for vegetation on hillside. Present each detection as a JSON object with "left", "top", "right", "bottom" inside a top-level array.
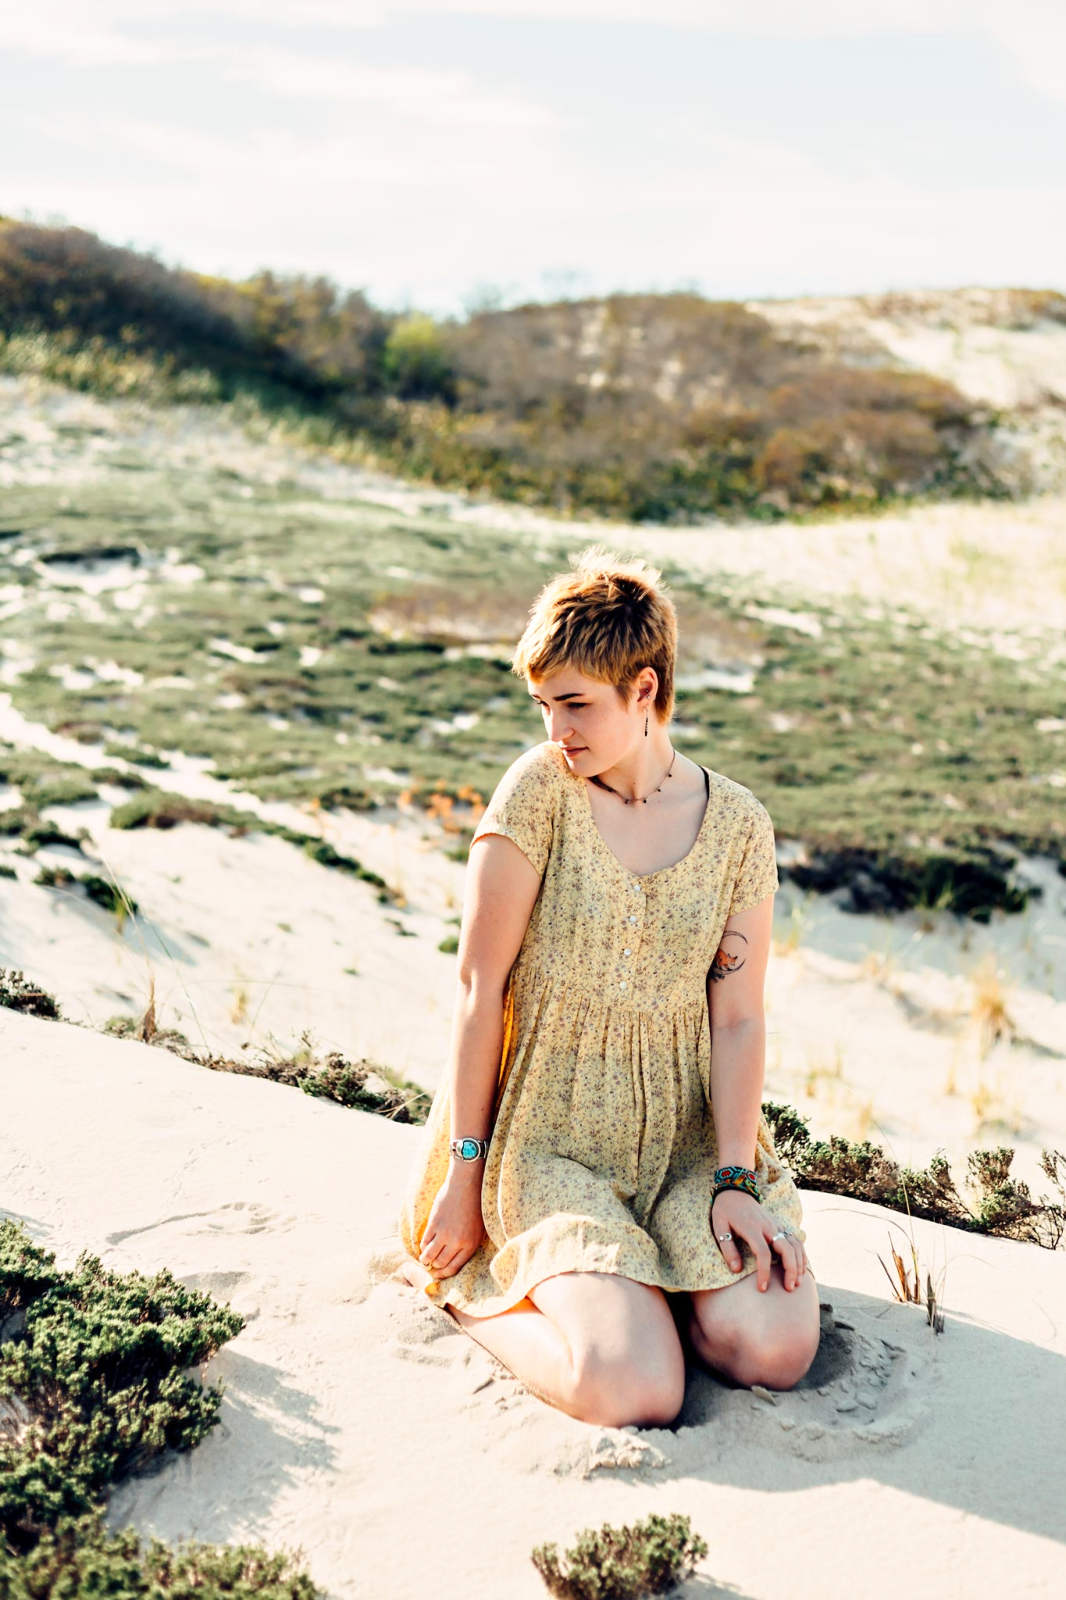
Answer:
[
  {"left": 1, "top": 465, "right": 1062, "bottom": 917},
  {"left": 0, "top": 1220, "right": 319, "bottom": 1594},
  {"left": 0, "top": 217, "right": 1045, "bottom": 520}
]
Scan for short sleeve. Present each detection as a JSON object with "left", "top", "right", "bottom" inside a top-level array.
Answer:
[
  {"left": 470, "top": 745, "right": 556, "bottom": 879},
  {"left": 728, "top": 801, "right": 779, "bottom": 917}
]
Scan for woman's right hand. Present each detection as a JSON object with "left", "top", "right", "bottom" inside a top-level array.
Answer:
[{"left": 418, "top": 1168, "right": 487, "bottom": 1281}]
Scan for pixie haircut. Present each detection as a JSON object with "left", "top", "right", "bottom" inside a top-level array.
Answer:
[{"left": 512, "top": 546, "right": 677, "bottom": 724}]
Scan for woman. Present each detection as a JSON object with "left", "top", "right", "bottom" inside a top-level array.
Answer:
[{"left": 398, "top": 547, "right": 820, "bottom": 1427}]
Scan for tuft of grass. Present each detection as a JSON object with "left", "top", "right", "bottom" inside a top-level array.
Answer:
[
  {"left": 32, "top": 864, "right": 138, "bottom": 920},
  {"left": 876, "top": 1197, "right": 947, "bottom": 1334},
  {"left": 531, "top": 1512, "right": 708, "bottom": 1600},
  {"left": 969, "top": 952, "right": 1016, "bottom": 1057}
]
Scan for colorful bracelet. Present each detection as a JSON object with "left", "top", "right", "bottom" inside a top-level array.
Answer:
[{"left": 712, "top": 1165, "right": 760, "bottom": 1204}]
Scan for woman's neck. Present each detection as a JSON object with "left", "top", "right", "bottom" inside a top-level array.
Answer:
[{"left": 588, "top": 736, "right": 685, "bottom": 803}]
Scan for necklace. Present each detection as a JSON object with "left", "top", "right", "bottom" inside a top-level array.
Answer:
[{"left": 589, "top": 746, "right": 678, "bottom": 805}]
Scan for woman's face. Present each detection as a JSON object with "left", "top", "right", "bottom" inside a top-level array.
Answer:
[{"left": 526, "top": 665, "right": 653, "bottom": 771}]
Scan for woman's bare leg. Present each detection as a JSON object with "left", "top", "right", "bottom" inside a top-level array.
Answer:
[
  {"left": 398, "top": 1258, "right": 685, "bottom": 1426},
  {"left": 685, "top": 1258, "right": 821, "bottom": 1389}
]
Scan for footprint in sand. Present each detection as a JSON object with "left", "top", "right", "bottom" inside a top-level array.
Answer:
[{"left": 106, "top": 1201, "right": 292, "bottom": 1247}]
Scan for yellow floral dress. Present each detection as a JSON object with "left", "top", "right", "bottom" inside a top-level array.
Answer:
[{"left": 398, "top": 740, "right": 805, "bottom": 1317}]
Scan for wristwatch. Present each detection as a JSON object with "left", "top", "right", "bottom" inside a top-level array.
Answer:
[{"left": 450, "top": 1137, "right": 489, "bottom": 1162}]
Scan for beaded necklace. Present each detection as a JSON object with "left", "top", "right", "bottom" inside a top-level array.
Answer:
[{"left": 585, "top": 745, "right": 675, "bottom": 806}]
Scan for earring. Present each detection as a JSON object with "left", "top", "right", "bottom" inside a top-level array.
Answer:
[{"left": 644, "top": 707, "right": 649, "bottom": 737}]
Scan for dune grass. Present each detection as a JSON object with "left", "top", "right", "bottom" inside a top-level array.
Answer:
[{"left": 2, "top": 461, "right": 1063, "bottom": 917}]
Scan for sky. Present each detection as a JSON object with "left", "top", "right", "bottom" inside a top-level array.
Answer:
[{"left": 2, "top": 0, "right": 1065, "bottom": 317}]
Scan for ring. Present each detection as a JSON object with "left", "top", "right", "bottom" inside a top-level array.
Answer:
[
  {"left": 717, "top": 1232, "right": 732, "bottom": 1242},
  {"left": 770, "top": 1231, "right": 787, "bottom": 1241}
]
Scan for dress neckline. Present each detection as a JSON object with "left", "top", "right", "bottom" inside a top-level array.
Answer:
[{"left": 578, "top": 761, "right": 712, "bottom": 880}]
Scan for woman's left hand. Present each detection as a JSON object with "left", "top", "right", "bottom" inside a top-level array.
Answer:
[{"left": 710, "top": 1188, "right": 808, "bottom": 1292}]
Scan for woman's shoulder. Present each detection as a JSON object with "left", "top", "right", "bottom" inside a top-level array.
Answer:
[
  {"left": 475, "top": 741, "right": 566, "bottom": 824},
  {"left": 495, "top": 740, "right": 568, "bottom": 788},
  {"left": 704, "top": 765, "right": 774, "bottom": 829},
  {"left": 471, "top": 742, "right": 565, "bottom": 877}
]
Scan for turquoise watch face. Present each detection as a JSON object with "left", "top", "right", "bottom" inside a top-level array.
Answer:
[{"left": 458, "top": 1138, "right": 481, "bottom": 1159}]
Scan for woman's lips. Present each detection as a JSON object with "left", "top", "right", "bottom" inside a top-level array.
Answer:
[{"left": 562, "top": 746, "right": 585, "bottom": 755}]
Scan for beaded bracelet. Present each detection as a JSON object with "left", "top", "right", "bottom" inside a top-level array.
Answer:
[{"left": 712, "top": 1164, "right": 761, "bottom": 1204}]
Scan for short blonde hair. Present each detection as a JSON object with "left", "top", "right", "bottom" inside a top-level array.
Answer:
[{"left": 512, "top": 545, "right": 677, "bottom": 723}]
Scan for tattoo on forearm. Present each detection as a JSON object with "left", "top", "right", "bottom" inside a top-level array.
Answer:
[{"left": 710, "top": 931, "right": 748, "bottom": 983}]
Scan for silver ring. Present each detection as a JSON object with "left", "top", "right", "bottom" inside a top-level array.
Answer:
[
  {"left": 770, "top": 1230, "right": 787, "bottom": 1241},
  {"left": 717, "top": 1232, "right": 732, "bottom": 1242}
]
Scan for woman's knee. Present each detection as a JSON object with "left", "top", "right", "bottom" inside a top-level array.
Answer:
[
  {"left": 689, "top": 1279, "right": 821, "bottom": 1391},
  {"left": 568, "top": 1340, "right": 686, "bottom": 1426},
  {"left": 728, "top": 1319, "right": 820, "bottom": 1390}
]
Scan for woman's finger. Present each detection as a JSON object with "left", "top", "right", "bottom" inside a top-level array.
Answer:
[
  {"left": 712, "top": 1207, "right": 744, "bottom": 1273},
  {"left": 767, "top": 1229, "right": 794, "bottom": 1290},
  {"left": 792, "top": 1237, "right": 808, "bottom": 1291},
  {"left": 781, "top": 1234, "right": 806, "bottom": 1291},
  {"left": 744, "top": 1226, "right": 772, "bottom": 1291}
]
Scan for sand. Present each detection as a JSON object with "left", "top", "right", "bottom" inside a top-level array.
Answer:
[
  {"left": 2, "top": 1003, "right": 1064, "bottom": 1599},
  {"left": 2, "top": 363, "right": 1065, "bottom": 1592}
]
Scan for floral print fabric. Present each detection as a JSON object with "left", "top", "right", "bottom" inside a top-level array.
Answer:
[{"left": 398, "top": 740, "right": 804, "bottom": 1317}]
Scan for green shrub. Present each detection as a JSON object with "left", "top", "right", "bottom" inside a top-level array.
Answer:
[
  {"left": 195, "top": 1040, "right": 431, "bottom": 1124},
  {"left": 0, "top": 1514, "right": 321, "bottom": 1598},
  {"left": 109, "top": 789, "right": 249, "bottom": 831},
  {"left": 762, "top": 1101, "right": 1066, "bottom": 1248},
  {"left": 29, "top": 774, "right": 99, "bottom": 807},
  {"left": 531, "top": 1512, "right": 708, "bottom": 1599},
  {"left": 0, "top": 1222, "right": 243, "bottom": 1547},
  {"left": 383, "top": 314, "right": 456, "bottom": 401},
  {"left": 0, "top": 969, "right": 60, "bottom": 1018},
  {"left": 0, "top": 1222, "right": 320, "bottom": 1592}
]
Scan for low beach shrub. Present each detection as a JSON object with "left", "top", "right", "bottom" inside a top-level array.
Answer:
[
  {"left": 197, "top": 1036, "right": 432, "bottom": 1124},
  {"left": 763, "top": 1101, "right": 1066, "bottom": 1248},
  {"left": 0, "top": 1221, "right": 320, "bottom": 1594},
  {"left": 531, "top": 1511, "right": 708, "bottom": 1599},
  {"left": 0, "top": 969, "right": 60, "bottom": 1019},
  {"left": 1, "top": 1515, "right": 320, "bottom": 1599},
  {"left": 109, "top": 788, "right": 250, "bottom": 831}
]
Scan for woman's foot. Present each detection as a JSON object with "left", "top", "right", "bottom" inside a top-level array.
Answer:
[{"left": 395, "top": 1253, "right": 439, "bottom": 1294}]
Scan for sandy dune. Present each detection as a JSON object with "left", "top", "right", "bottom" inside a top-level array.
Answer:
[{"left": 2, "top": 1006, "right": 1063, "bottom": 1599}]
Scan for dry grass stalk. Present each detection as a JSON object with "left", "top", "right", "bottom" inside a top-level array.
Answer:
[
  {"left": 876, "top": 1192, "right": 947, "bottom": 1334},
  {"left": 969, "top": 953, "right": 1016, "bottom": 1058}
]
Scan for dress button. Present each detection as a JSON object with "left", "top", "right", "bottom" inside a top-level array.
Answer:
[
  {"left": 619, "top": 979, "right": 627, "bottom": 989},
  {"left": 623, "top": 948, "right": 631, "bottom": 955},
  {"left": 629, "top": 914, "right": 637, "bottom": 923}
]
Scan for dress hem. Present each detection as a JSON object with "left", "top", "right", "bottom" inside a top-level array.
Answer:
[{"left": 419, "top": 1223, "right": 807, "bottom": 1320}]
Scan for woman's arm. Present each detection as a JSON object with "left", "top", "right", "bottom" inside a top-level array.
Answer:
[
  {"left": 447, "top": 831, "right": 543, "bottom": 1148},
  {"left": 704, "top": 892, "right": 807, "bottom": 1293},
  {"left": 417, "top": 831, "right": 541, "bottom": 1279},
  {"left": 707, "top": 893, "right": 774, "bottom": 1167}
]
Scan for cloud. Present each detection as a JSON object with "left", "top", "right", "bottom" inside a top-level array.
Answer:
[
  {"left": 2, "top": 1, "right": 1064, "bottom": 103},
  {"left": 218, "top": 52, "right": 559, "bottom": 129}
]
